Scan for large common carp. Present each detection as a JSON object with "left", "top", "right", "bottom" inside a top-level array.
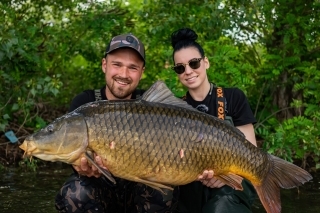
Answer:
[{"left": 20, "top": 81, "right": 312, "bottom": 213}]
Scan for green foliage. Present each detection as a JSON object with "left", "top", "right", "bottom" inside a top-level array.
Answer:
[
  {"left": 0, "top": 0, "right": 131, "bottom": 133},
  {"left": 0, "top": 163, "right": 5, "bottom": 172},
  {"left": 0, "top": 70, "right": 62, "bottom": 132},
  {"left": 205, "top": 38, "right": 257, "bottom": 93},
  {"left": 19, "top": 157, "right": 39, "bottom": 172},
  {"left": 0, "top": 0, "right": 319, "bottom": 170},
  {"left": 263, "top": 114, "right": 320, "bottom": 168},
  {"left": 156, "top": 68, "right": 186, "bottom": 97}
]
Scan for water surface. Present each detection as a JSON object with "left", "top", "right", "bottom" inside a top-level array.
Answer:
[{"left": 0, "top": 164, "right": 319, "bottom": 213}]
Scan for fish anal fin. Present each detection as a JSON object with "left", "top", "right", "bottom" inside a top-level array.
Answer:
[
  {"left": 134, "top": 177, "right": 174, "bottom": 194},
  {"left": 217, "top": 173, "right": 244, "bottom": 190}
]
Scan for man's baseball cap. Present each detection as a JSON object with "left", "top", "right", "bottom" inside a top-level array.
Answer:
[{"left": 105, "top": 33, "right": 145, "bottom": 62}]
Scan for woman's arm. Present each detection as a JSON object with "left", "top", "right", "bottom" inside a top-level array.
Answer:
[{"left": 236, "top": 123, "right": 257, "bottom": 146}]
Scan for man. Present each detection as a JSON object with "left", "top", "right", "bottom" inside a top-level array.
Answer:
[{"left": 55, "top": 33, "right": 177, "bottom": 213}]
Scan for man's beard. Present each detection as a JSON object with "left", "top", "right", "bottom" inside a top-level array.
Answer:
[{"left": 107, "top": 77, "right": 134, "bottom": 99}]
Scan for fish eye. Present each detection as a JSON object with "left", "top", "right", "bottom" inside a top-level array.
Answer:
[{"left": 47, "top": 125, "right": 54, "bottom": 133}]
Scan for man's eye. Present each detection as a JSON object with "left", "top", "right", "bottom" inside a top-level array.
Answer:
[{"left": 129, "top": 66, "right": 138, "bottom": 70}]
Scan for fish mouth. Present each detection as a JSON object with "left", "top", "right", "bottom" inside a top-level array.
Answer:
[
  {"left": 19, "top": 137, "right": 88, "bottom": 164},
  {"left": 20, "top": 140, "right": 38, "bottom": 157}
]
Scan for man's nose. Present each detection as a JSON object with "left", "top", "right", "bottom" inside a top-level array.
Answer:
[{"left": 118, "top": 66, "right": 129, "bottom": 77}]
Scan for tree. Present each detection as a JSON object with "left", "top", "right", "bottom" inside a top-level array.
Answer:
[
  {"left": 134, "top": 0, "right": 320, "bottom": 167},
  {"left": 0, "top": 0, "right": 131, "bottom": 133}
]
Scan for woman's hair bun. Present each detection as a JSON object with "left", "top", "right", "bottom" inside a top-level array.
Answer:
[{"left": 171, "top": 28, "right": 198, "bottom": 48}]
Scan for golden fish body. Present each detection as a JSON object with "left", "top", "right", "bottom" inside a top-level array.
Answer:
[{"left": 83, "top": 100, "right": 267, "bottom": 187}]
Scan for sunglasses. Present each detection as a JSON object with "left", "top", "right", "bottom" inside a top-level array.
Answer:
[{"left": 172, "top": 58, "right": 203, "bottom": 74}]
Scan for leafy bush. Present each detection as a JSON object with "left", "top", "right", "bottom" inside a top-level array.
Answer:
[{"left": 0, "top": 0, "right": 131, "bottom": 134}]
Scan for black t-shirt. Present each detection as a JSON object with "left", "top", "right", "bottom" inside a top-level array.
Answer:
[
  {"left": 69, "top": 85, "right": 145, "bottom": 112},
  {"left": 185, "top": 86, "right": 256, "bottom": 126}
]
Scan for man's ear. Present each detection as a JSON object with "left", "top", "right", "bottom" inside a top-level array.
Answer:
[
  {"left": 102, "top": 58, "right": 107, "bottom": 73},
  {"left": 140, "top": 67, "right": 145, "bottom": 80}
]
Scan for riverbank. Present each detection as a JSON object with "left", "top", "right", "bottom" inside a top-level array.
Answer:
[{"left": 0, "top": 106, "right": 67, "bottom": 167}]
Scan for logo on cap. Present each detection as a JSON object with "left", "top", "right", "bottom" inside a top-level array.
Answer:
[{"left": 105, "top": 33, "right": 145, "bottom": 62}]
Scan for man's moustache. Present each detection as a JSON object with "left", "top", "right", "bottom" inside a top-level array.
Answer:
[{"left": 113, "top": 77, "right": 132, "bottom": 84}]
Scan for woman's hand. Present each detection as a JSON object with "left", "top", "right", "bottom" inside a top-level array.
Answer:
[{"left": 198, "top": 170, "right": 225, "bottom": 188}]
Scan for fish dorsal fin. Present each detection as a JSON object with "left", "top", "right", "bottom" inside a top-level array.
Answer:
[{"left": 141, "top": 80, "right": 197, "bottom": 111}]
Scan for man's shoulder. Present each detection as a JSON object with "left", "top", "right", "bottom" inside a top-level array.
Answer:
[
  {"left": 133, "top": 88, "right": 146, "bottom": 99},
  {"left": 74, "top": 89, "right": 96, "bottom": 101},
  {"left": 69, "top": 90, "right": 96, "bottom": 112}
]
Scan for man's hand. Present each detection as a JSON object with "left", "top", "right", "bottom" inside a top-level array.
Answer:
[
  {"left": 73, "top": 155, "right": 106, "bottom": 178},
  {"left": 198, "top": 170, "right": 225, "bottom": 188}
]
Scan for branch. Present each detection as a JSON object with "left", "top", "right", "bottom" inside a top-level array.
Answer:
[
  {"left": 238, "top": 24, "right": 263, "bottom": 40},
  {"left": 255, "top": 106, "right": 294, "bottom": 130},
  {"left": 0, "top": 95, "right": 13, "bottom": 112}
]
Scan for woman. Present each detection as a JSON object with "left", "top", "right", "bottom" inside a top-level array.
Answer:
[{"left": 171, "top": 28, "right": 257, "bottom": 213}]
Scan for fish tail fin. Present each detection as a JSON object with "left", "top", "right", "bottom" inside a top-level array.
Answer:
[{"left": 254, "top": 155, "right": 312, "bottom": 213}]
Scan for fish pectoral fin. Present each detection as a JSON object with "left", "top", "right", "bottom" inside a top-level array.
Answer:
[
  {"left": 134, "top": 177, "right": 174, "bottom": 194},
  {"left": 84, "top": 151, "right": 116, "bottom": 185},
  {"left": 216, "top": 173, "right": 244, "bottom": 190}
]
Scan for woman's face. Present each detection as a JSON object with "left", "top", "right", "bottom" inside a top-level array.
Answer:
[{"left": 173, "top": 47, "right": 209, "bottom": 90}]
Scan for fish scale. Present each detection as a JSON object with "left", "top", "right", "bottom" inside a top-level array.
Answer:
[
  {"left": 81, "top": 100, "right": 266, "bottom": 186},
  {"left": 20, "top": 81, "right": 313, "bottom": 213}
]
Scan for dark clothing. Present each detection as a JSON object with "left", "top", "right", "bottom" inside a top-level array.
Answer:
[
  {"left": 55, "top": 174, "right": 124, "bottom": 213},
  {"left": 184, "top": 87, "right": 256, "bottom": 126},
  {"left": 175, "top": 86, "right": 257, "bottom": 213},
  {"left": 175, "top": 181, "right": 256, "bottom": 213},
  {"left": 55, "top": 173, "right": 179, "bottom": 213},
  {"left": 55, "top": 86, "right": 177, "bottom": 213}
]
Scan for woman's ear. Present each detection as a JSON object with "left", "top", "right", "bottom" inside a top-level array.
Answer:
[{"left": 204, "top": 57, "right": 210, "bottom": 69}]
